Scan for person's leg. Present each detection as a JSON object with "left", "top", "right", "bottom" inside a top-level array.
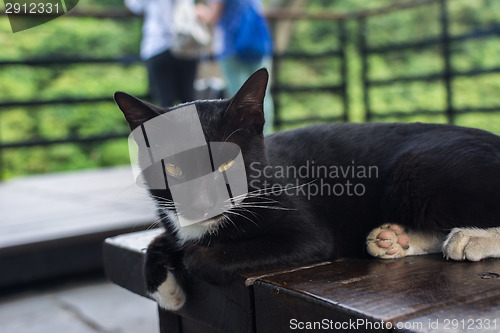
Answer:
[
  {"left": 219, "top": 56, "right": 246, "bottom": 97},
  {"left": 173, "top": 55, "right": 198, "bottom": 104},
  {"left": 146, "top": 50, "right": 178, "bottom": 107},
  {"left": 146, "top": 53, "right": 165, "bottom": 106},
  {"left": 220, "top": 56, "right": 274, "bottom": 133}
]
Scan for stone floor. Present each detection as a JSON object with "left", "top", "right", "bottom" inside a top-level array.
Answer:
[{"left": 0, "top": 275, "right": 159, "bottom": 333}]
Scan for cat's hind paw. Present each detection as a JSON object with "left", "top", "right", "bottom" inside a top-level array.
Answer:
[
  {"left": 366, "top": 224, "right": 410, "bottom": 259},
  {"left": 150, "top": 271, "right": 186, "bottom": 311},
  {"left": 442, "top": 228, "right": 500, "bottom": 261}
]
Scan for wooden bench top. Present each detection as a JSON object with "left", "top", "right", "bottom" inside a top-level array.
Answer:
[{"left": 104, "top": 229, "right": 500, "bottom": 333}]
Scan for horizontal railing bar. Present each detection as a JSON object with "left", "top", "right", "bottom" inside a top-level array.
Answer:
[
  {"left": 454, "top": 66, "right": 500, "bottom": 77},
  {"left": 346, "top": 0, "right": 440, "bottom": 20},
  {"left": 0, "top": 95, "right": 150, "bottom": 109},
  {"left": 274, "top": 50, "right": 342, "bottom": 59},
  {"left": 0, "top": 56, "right": 142, "bottom": 66},
  {"left": 278, "top": 115, "right": 345, "bottom": 126},
  {"left": 370, "top": 107, "right": 500, "bottom": 120},
  {"left": 368, "top": 73, "right": 444, "bottom": 86},
  {"left": 0, "top": 97, "right": 114, "bottom": 108},
  {"left": 454, "top": 106, "right": 500, "bottom": 114},
  {"left": 266, "top": 0, "right": 439, "bottom": 21},
  {"left": 0, "top": 0, "right": 440, "bottom": 21},
  {"left": 273, "top": 85, "right": 344, "bottom": 93},
  {"left": 1, "top": 85, "right": 340, "bottom": 109},
  {"left": 0, "top": 133, "right": 128, "bottom": 149},
  {"left": 365, "top": 26, "right": 500, "bottom": 55},
  {"left": 448, "top": 25, "right": 500, "bottom": 43},
  {"left": 0, "top": 49, "right": 340, "bottom": 68},
  {"left": 367, "top": 67, "right": 500, "bottom": 86},
  {"left": 369, "top": 109, "right": 445, "bottom": 119},
  {"left": 0, "top": 51, "right": 338, "bottom": 67},
  {"left": 366, "top": 37, "right": 441, "bottom": 54}
]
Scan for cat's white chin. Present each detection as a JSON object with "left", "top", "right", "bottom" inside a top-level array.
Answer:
[{"left": 164, "top": 210, "right": 222, "bottom": 242}]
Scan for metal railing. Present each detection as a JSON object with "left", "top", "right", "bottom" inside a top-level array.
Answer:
[
  {"left": 1, "top": 0, "right": 499, "bottom": 179},
  {"left": 358, "top": 0, "right": 500, "bottom": 123},
  {"left": 0, "top": 7, "right": 350, "bottom": 178},
  {"left": 271, "top": 23, "right": 348, "bottom": 128}
]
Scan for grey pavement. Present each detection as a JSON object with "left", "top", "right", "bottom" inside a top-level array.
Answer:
[{"left": 0, "top": 277, "right": 159, "bottom": 333}]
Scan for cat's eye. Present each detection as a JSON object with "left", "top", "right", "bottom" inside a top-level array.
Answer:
[
  {"left": 165, "top": 163, "right": 182, "bottom": 176},
  {"left": 218, "top": 159, "right": 235, "bottom": 172}
]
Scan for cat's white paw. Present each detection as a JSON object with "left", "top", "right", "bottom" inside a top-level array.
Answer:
[
  {"left": 150, "top": 271, "right": 186, "bottom": 311},
  {"left": 366, "top": 224, "right": 410, "bottom": 259},
  {"left": 442, "top": 228, "right": 500, "bottom": 261}
]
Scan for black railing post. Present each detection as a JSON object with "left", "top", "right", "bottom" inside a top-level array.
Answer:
[
  {"left": 271, "top": 52, "right": 281, "bottom": 131},
  {"left": 338, "top": 20, "right": 349, "bottom": 122},
  {"left": 359, "top": 17, "right": 371, "bottom": 122},
  {"left": 440, "top": 0, "right": 454, "bottom": 124},
  {"left": 0, "top": 118, "right": 3, "bottom": 181}
]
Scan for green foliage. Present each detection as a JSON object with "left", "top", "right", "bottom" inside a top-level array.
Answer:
[{"left": 1, "top": 0, "right": 500, "bottom": 179}]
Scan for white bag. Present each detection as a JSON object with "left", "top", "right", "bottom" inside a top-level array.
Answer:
[{"left": 171, "top": 0, "right": 211, "bottom": 59}]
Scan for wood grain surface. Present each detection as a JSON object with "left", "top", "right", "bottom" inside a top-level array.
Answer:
[{"left": 104, "top": 231, "right": 500, "bottom": 333}]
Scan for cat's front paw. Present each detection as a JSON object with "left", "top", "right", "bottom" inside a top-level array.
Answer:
[
  {"left": 150, "top": 271, "right": 186, "bottom": 311},
  {"left": 366, "top": 224, "right": 410, "bottom": 259},
  {"left": 442, "top": 228, "right": 495, "bottom": 261}
]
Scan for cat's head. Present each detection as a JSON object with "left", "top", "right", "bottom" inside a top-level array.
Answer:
[{"left": 115, "top": 68, "right": 269, "bottom": 242}]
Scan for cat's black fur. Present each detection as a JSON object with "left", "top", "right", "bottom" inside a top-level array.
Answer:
[{"left": 115, "top": 69, "right": 500, "bottom": 294}]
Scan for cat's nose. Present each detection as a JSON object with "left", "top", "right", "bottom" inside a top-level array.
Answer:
[
  {"left": 175, "top": 171, "right": 227, "bottom": 222},
  {"left": 181, "top": 182, "right": 219, "bottom": 221},
  {"left": 191, "top": 192, "right": 216, "bottom": 213}
]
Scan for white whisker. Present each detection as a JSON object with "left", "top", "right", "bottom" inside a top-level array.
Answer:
[
  {"left": 235, "top": 204, "right": 295, "bottom": 211},
  {"left": 224, "top": 209, "right": 260, "bottom": 228},
  {"left": 223, "top": 128, "right": 244, "bottom": 144}
]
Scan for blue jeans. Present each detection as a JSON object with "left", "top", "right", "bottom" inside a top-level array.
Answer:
[{"left": 219, "top": 56, "right": 274, "bottom": 134}]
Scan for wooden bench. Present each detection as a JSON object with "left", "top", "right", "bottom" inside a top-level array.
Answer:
[
  {"left": 104, "top": 229, "right": 500, "bottom": 332},
  {"left": 0, "top": 167, "right": 156, "bottom": 288}
]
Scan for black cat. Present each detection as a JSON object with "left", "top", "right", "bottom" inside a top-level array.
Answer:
[{"left": 114, "top": 68, "right": 500, "bottom": 310}]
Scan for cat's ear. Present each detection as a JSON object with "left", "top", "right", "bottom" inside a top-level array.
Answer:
[
  {"left": 225, "top": 68, "right": 269, "bottom": 134},
  {"left": 114, "top": 92, "right": 162, "bottom": 131}
]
